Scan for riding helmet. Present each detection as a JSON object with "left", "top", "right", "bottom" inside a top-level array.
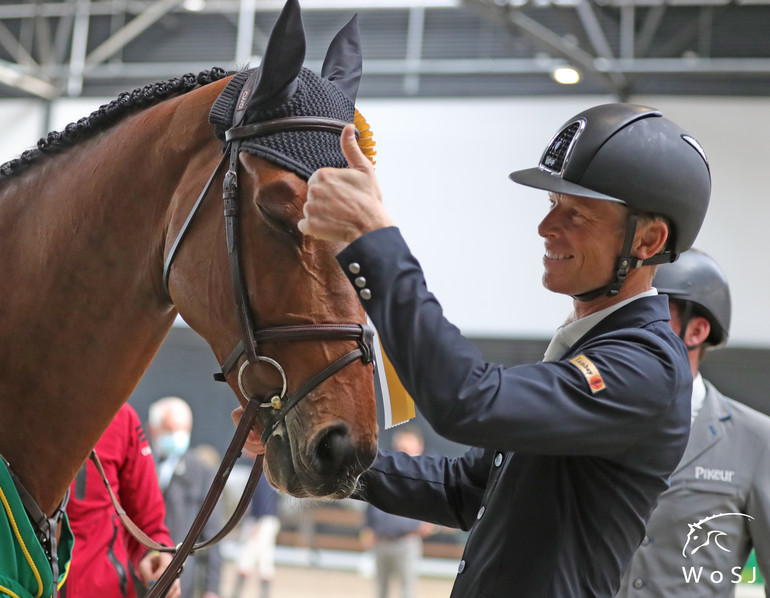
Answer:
[
  {"left": 653, "top": 248, "right": 731, "bottom": 347},
  {"left": 510, "top": 103, "right": 711, "bottom": 261}
]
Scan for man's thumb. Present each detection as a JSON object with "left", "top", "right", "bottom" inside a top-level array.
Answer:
[{"left": 341, "top": 123, "right": 371, "bottom": 172}]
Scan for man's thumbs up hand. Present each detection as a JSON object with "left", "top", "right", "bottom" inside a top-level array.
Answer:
[{"left": 299, "top": 124, "right": 393, "bottom": 244}]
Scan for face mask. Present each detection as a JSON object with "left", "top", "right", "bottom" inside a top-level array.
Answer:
[{"left": 156, "top": 431, "right": 190, "bottom": 458}]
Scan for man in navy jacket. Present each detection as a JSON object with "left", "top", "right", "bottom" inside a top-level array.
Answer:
[{"left": 291, "top": 103, "right": 712, "bottom": 597}]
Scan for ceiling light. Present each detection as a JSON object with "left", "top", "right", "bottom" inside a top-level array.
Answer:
[
  {"left": 552, "top": 66, "right": 581, "bottom": 85},
  {"left": 183, "top": 0, "right": 205, "bottom": 11}
]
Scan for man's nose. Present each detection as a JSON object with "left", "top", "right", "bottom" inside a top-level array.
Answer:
[{"left": 538, "top": 208, "right": 560, "bottom": 238}]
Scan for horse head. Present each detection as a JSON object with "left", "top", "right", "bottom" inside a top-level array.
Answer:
[{"left": 165, "top": 0, "right": 377, "bottom": 499}]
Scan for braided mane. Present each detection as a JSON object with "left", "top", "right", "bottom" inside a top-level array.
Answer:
[{"left": 0, "top": 67, "right": 233, "bottom": 180}]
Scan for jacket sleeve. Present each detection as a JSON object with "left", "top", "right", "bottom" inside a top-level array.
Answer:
[
  {"left": 117, "top": 406, "right": 174, "bottom": 569},
  {"left": 746, "top": 438, "right": 770, "bottom": 597},
  {"left": 337, "top": 227, "right": 689, "bottom": 456},
  {"left": 353, "top": 446, "right": 491, "bottom": 530}
]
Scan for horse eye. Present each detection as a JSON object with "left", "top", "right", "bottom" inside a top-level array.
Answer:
[{"left": 258, "top": 205, "right": 298, "bottom": 238}]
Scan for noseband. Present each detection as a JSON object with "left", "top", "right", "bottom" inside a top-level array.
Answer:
[{"left": 163, "top": 115, "right": 373, "bottom": 445}]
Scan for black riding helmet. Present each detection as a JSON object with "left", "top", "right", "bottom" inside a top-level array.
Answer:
[
  {"left": 652, "top": 248, "right": 731, "bottom": 348},
  {"left": 510, "top": 103, "right": 711, "bottom": 300}
]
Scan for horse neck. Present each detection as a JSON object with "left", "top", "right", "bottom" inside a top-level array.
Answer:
[{"left": 0, "top": 85, "right": 224, "bottom": 515}]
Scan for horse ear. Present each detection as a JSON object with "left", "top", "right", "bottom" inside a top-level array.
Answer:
[
  {"left": 321, "top": 14, "right": 362, "bottom": 103},
  {"left": 242, "top": 0, "right": 306, "bottom": 116}
]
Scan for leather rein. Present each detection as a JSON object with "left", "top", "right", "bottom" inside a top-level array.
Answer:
[{"left": 128, "top": 115, "right": 373, "bottom": 597}]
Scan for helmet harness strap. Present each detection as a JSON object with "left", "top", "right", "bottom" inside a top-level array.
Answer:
[{"left": 573, "top": 212, "right": 643, "bottom": 302}]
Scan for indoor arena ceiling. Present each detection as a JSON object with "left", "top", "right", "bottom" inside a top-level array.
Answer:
[{"left": 0, "top": 0, "right": 769, "bottom": 101}]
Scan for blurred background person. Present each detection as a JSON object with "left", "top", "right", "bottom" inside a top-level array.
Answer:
[
  {"left": 360, "top": 426, "right": 434, "bottom": 598},
  {"left": 63, "top": 402, "right": 180, "bottom": 598},
  {"left": 229, "top": 458, "right": 281, "bottom": 598},
  {"left": 617, "top": 249, "right": 770, "bottom": 596},
  {"left": 149, "top": 397, "right": 223, "bottom": 598}
]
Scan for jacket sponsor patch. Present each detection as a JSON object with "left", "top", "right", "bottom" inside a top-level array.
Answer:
[{"left": 569, "top": 354, "right": 606, "bottom": 393}]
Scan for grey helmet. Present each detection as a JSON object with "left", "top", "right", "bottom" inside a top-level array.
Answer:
[
  {"left": 652, "top": 248, "right": 731, "bottom": 348},
  {"left": 510, "top": 103, "right": 711, "bottom": 300}
]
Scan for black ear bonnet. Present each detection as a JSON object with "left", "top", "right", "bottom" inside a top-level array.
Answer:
[
  {"left": 208, "top": 0, "right": 361, "bottom": 181},
  {"left": 208, "top": 67, "right": 355, "bottom": 180}
]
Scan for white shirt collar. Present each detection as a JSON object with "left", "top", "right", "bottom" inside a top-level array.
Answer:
[
  {"left": 691, "top": 372, "right": 706, "bottom": 423},
  {"left": 543, "top": 289, "right": 658, "bottom": 362}
]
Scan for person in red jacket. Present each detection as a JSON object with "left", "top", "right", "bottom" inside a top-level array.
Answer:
[{"left": 63, "top": 403, "right": 181, "bottom": 598}]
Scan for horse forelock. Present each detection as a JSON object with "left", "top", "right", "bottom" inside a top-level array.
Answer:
[{"left": 0, "top": 67, "right": 233, "bottom": 182}]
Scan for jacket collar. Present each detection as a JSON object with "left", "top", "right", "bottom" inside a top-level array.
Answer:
[{"left": 562, "top": 294, "right": 673, "bottom": 360}]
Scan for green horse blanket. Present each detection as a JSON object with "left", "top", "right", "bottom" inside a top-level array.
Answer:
[{"left": 0, "top": 459, "right": 73, "bottom": 598}]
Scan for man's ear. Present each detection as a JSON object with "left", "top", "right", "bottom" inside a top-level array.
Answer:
[
  {"left": 685, "top": 316, "right": 711, "bottom": 349},
  {"left": 634, "top": 219, "right": 669, "bottom": 260}
]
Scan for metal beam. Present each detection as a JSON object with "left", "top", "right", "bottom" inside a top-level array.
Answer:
[
  {"left": 0, "top": 1, "right": 461, "bottom": 19},
  {"left": 84, "top": 0, "right": 184, "bottom": 69},
  {"left": 235, "top": 0, "right": 257, "bottom": 66},
  {"left": 0, "top": 20, "right": 36, "bottom": 67},
  {"left": 404, "top": 6, "right": 426, "bottom": 95},
  {"left": 66, "top": 0, "right": 89, "bottom": 96},
  {"left": 34, "top": 6, "right": 55, "bottom": 68},
  {"left": 39, "top": 55, "right": 770, "bottom": 82},
  {"left": 635, "top": 3, "right": 667, "bottom": 58},
  {"left": 619, "top": 4, "right": 634, "bottom": 60},
  {"left": 575, "top": 0, "right": 628, "bottom": 90},
  {"left": 0, "top": 60, "right": 56, "bottom": 98},
  {"left": 466, "top": 0, "right": 627, "bottom": 96}
]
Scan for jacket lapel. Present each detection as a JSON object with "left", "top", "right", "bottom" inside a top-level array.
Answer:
[{"left": 673, "top": 381, "right": 731, "bottom": 474}]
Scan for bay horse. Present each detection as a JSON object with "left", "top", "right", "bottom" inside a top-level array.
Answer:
[{"left": 0, "top": 0, "right": 376, "bottom": 591}]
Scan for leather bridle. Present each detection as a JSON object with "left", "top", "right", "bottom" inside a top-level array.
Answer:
[
  {"left": 144, "top": 115, "right": 374, "bottom": 597},
  {"left": 163, "top": 114, "right": 374, "bottom": 442}
]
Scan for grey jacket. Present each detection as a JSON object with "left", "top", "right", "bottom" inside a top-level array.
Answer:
[
  {"left": 617, "top": 380, "right": 770, "bottom": 597},
  {"left": 160, "top": 451, "right": 223, "bottom": 598}
]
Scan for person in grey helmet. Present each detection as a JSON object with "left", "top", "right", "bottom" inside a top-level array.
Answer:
[
  {"left": 617, "top": 249, "right": 770, "bottom": 598},
  {"left": 236, "top": 103, "right": 710, "bottom": 597}
]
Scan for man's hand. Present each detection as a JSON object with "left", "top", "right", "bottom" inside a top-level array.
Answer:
[
  {"left": 231, "top": 406, "right": 265, "bottom": 455},
  {"left": 298, "top": 123, "right": 394, "bottom": 243},
  {"left": 137, "top": 551, "right": 181, "bottom": 598}
]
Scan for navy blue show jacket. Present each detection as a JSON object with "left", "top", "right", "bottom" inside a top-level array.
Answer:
[{"left": 339, "top": 227, "right": 692, "bottom": 598}]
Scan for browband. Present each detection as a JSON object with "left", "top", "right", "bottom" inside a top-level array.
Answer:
[{"left": 226, "top": 116, "right": 359, "bottom": 143}]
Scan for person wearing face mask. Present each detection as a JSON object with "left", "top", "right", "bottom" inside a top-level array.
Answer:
[{"left": 148, "top": 397, "right": 223, "bottom": 598}]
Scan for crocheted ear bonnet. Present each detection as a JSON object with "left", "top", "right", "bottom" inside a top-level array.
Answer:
[{"left": 208, "top": 0, "right": 375, "bottom": 180}]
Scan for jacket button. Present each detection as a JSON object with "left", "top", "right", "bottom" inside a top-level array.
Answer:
[
  {"left": 633, "top": 579, "right": 644, "bottom": 589},
  {"left": 641, "top": 536, "right": 650, "bottom": 546},
  {"left": 457, "top": 560, "right": 466, "bottom": 573},
  {"left": 494, "top": 452, "right": 503, "bottom": 467},
  {"left": 360, "top": 289, "right": 372, "bottom": 300},
  {"left": 355, "top": 276, "right": 367, "bottom": 288},
  {"left": 477, "top": 506, "right": 485, "bottom": 520},
  {"left": 348, "top": 262, "right": 361, "bottom": 274}
]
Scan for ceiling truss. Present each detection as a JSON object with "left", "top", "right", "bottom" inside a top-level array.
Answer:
[{"left": 0, "top": 0, "right": 768, "bottom": 101}]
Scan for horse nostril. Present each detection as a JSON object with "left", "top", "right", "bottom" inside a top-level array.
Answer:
[{"left": 314, "top": 424, "right": 355, "bottom": 475}]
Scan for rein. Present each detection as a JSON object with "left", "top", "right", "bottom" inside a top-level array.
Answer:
[{"left": 145, "top": 111, "right": 372, "bottom": 597}]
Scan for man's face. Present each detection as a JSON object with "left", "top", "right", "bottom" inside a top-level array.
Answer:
[{"left": 537, "top": 193, "right": 627, "bottom": 296}]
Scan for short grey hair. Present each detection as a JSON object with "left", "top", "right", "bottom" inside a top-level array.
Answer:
[{"left": 148, "top": 396, "right": 193, "bottom": 429}]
